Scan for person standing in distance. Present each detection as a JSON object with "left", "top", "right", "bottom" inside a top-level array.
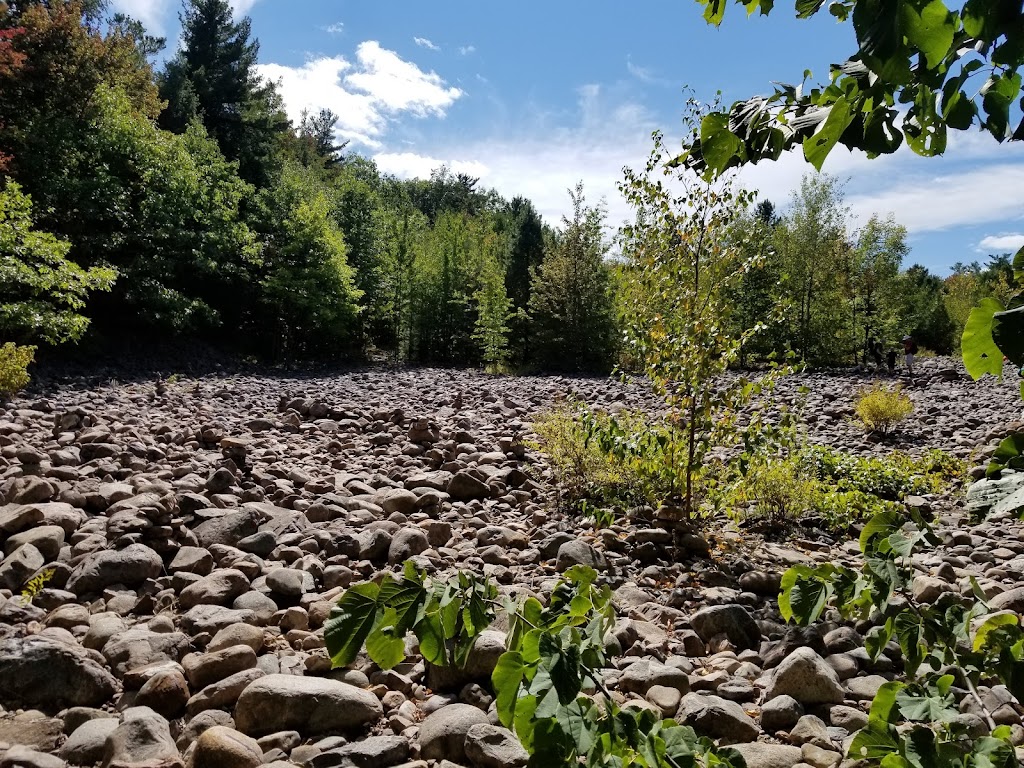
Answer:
[{"left": 902, "top": 335, "right": 918, "bottom": 376}]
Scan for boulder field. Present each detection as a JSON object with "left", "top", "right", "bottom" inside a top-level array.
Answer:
[{"left": 0, "top": 357, "right": 1022, "bottom": 767}]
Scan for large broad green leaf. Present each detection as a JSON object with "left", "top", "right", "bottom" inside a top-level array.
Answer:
[
  {"left": 416, "top": 610, "right": 447, "bottom": 666},
  {"left": 555, "top": 697, "right": 595, "bottom": 756},
  {"left": 859, "top": 509, "right": 900, "bottom": 554},
  {"left": 781, "top": 572, "right": 831, "bottom": 625},
  {"left": 900, "top": 0, "right": 955, "bottom": 68},
  {"left": 974, "top": 612, "right": 1020, "bottom": 651},
  {"left": 324, "top": 581, "right": 381, "bottom": 668},
  {"left": 849, "top": 721, "right": 900, "bottom": 760},
  {"left": 700, "top": 113, "right": 744, "bottom": 176},
  {"left": 989, "top": 434, "right": 1024, "bottom": 477},
  {"left": 962, "top": 298, "right": 1006, "bottom": 380},
  {"left": 804, "top": 96, "right": 855, "bottom": 170},
  {"left": 894, "top": 611, "right": 925, "bottom": 674},
  {"left": 970, "top": 734, "right": 1018, "bottom": 768},
  {"left": 868, "top": 681, "right": 905, "bottom": 723},
  {"left": 492, "top": 651, "right": 527, "bottom": 728},
  {"left": 992, "top": 305, "right": 1024, "bottom": 367},
  {"left": 365, "top": 607, "right": 407, "bottom": 670}
]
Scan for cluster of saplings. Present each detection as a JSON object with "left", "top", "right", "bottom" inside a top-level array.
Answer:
[{"left": 0, "top": 0, "right": 1016, "bottom": 383}]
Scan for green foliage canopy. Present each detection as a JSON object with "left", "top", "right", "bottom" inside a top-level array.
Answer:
[{"left": 681, "top": 0, "right": 1024, "bottom": 174}]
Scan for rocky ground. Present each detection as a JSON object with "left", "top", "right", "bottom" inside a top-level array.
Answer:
[{"left": 0, "top": 356, "right": 1022, "bottom": 768}]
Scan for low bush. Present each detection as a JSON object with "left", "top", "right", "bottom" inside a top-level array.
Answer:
[
  {"left": 855, "top": 382, "right": 914, "bottom": 434},
  {"left": 0, "top": 342, "right": 34, "bottom": 397},
  {"left": 729, "top": 454, "right": 818, "bottom": 521},
  {"left": 531, "top": 402, "right": 637, "bottom": 509},
  {"left": 729, "top": 446, "right": 963, "bottom": 531}
]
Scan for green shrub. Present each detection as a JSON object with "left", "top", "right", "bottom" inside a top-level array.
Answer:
[
  {"left": 0, "top": 343, "right": 35, "bottom": 397},
  {"left": 730, "top": 455, "right": 819, "bottom": 522},
  {"left": 531, "top": 403, "right": 636, "bottom": 508},
  {"left": 854, "top": 382, "right": 914, "bottom": 434}
]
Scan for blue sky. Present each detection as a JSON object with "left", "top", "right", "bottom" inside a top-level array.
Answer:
[{"left": 116, "top": 0, "right": 1024, "bottom": 273}]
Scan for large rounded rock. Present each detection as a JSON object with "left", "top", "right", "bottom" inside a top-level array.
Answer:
[
  {"left": 418, "top": 703, "right": 490, "bottom": 762},
  {"left": 189, "top": 726, "right": 262, "bottom": 768},
  {"left": 0, "top": 635, "right": 118, "bottom": 709},
  {"left": 178, "top": 569, "right": 250, "bottom": 609},
  {"left": 0, "top": 542, "right": 45, "bottom": 590},
  {"left": 234, "top": 675, "right": 382, "bottom": 736},
  {"left": 556, "top": 540, "right": 607, "bottom": 571},
  {"left": 731, "top": 742, "right": 804, "bottom": 768},
  {"left": 67, "top": 543, "right": 163, "bottom": 595},
  {"left": 448, "top": 471, "right": 490, "bottom": 501},
  {"left": 101, "top": 707, "right": 183, "bottom": 768},
  {"left": 678, "top": 693, "right": 759, "bottom": 742},
  {"left": 60, "top": 718, "right": 120, "bottom": 765},
  {"left": 388, "top": 528, "right": 429, "bottom": 563},
  {"left": 764, "top": 647, "right": 844, "bottom": 705},
  {"left": 464, "top": 723, "right": 529, "bottom": 768},
  {"left": 689, "top": 604, "right": 760, "bottom": 651}
]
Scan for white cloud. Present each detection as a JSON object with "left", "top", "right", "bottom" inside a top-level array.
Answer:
[
  {"left": 229, "top": 0, "right": 259, "bottom": 15},
  {"left": 364, "top": 82, "right": 1024, "bottom": 255},
  {"left": 323, "top": 22, "right": 345, "bottom": 35},
  {"left": 978, "top": 233, "right": 1024, "bottom": 253},
  {"left": 110, "top": 0, "right": 173, "bottom": 33},
  {"left": 845, "top": 165, "right": 1024, "bottom": 234},
  {"left": 371, "top": 85, "right": 657, "bottom": 228},
  {"left": 346, "top": 41, "right": 462, "bottom": 115},
  {"left": 257, "top": 43, "right": 462, "bottom": 148},
  {"left": 375, "top": 152, "right": 490, "bottom": 180},
  {"left": 414, "top": 37, "right": 441, "bottom": 51},
  {"left": 459, "top": 45, "right": 476, "bottom": 55},
  {"left": 112, "top": 0, "right": 258, "bottom": 34}
]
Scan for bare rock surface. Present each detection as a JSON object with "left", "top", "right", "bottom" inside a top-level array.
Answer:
[{"left": 0, "top": 358, "right": 1022, "bottom": 765}]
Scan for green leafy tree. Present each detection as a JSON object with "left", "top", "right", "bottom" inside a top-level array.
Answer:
[
  {"left": 499, "top": 196, "right": 546, "bottom": 364},
  {"left": 473, "top": 255, "right": 512, "bottom": 369},
  {"left": 408, "top": 210, "right": 506, "bottom": 365},
  {"left": 617, "top": 110, "right": 782, "bottom": 516},
  {"left": 0, "top": 181, "right": 114, "bottom": 344},
  {"left": 40, "top": 86, "right": 259, "bottom": 336},
  {"left": 248, "top": 163, "right": 362, "bottom": 358},
  {"left": 773, "top": 173, "right": 851, "bottom": 362},
  {"left": 849, "top": 215, "right": 908, "bottom": 362},
  {"left": 377, "top": 183, "right": 428, "bottom": 359},
  {"left": 0, "top": 0, "right": 162, "bottom": 185},
  {"left": 159, "top": 0, "right": 288, "bottom": 187},
  {"left": 901, "top": 264, "right": 956, "bottom": 354},
  {"left": 724, "top": 201, "right": 786, "bottom": 365},
  {"left": 680, "top": 0, "right": 1024, "bottom": 175},
  {"left": 528, "top": 183, "right": 616, "bottom": 372},
  {"left": 944, "top": 268, "right": 982, "bottom": 345}
]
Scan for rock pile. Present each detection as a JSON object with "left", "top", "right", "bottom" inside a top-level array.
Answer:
[{"left": 0, "top": 359, "right": 1021, "bottom": 767}]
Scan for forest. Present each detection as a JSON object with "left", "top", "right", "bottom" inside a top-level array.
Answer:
[{"left": 0, "top": 0, "right": 1018, "bottom": 380}]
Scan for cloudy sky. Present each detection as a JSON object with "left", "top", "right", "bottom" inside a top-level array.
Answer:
[{"left": 115, "top": 0, "right": 1024, "bottom": 273}]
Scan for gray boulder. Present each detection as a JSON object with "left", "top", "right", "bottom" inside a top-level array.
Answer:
[
  {"left": 234, "top": 674, "right": 382, "bottom": 736},
  {"left": 67, "top": 543, "right": 162, "bottom": 594},
  {"left": 0, "top": 635, "right": 117, "bottom": 709},
  {"left": 689, "top": 604, "right": 760, "bottom": 650},
  {"left": 418, "top": 703, "right": 490, "bottom": 762},
  {"left": 764, "top": 647, "right": 845, "bottom": 705}
]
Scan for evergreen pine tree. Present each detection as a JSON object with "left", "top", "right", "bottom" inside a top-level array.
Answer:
[
  {"left": 159, "top": 0, "right": 286, "bottom": 186},
  {"left": 528, "top": 183, "right": 616, "bottom": 372}
]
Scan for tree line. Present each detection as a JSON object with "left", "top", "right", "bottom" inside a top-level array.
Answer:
[
  {"left": 0, "top": 0, "right": 1014, "bottom": 378},
  {"left": 0, "top": 0, "right": 616, "bottom": 373}
]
